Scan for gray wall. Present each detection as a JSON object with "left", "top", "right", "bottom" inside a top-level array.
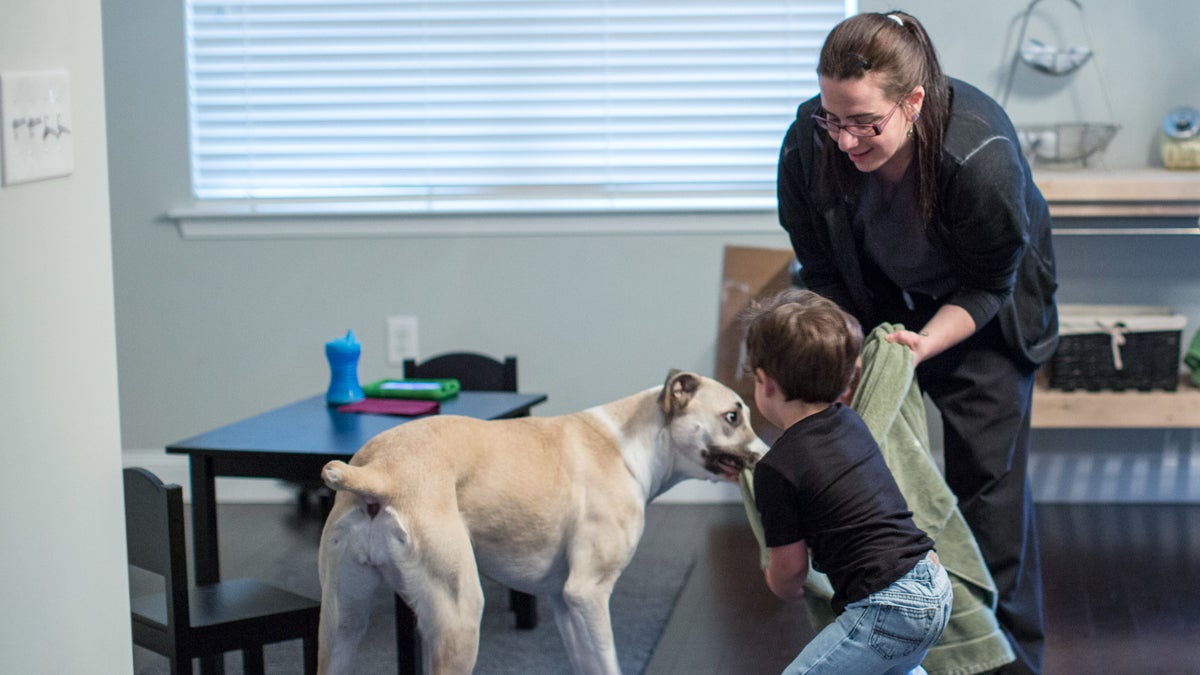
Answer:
[
  {"left": 1, "top": 1, "right": 131, "bottom": 671},
  {"left": 103, "top": 1, "right": 1200, "bottom": 500}
]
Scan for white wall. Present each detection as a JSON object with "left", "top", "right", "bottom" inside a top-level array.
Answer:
[
  {"left": 101, "top": 0, "right": 1200, "bottom": 503},
  {"left": 0, "top": 1, "right": 130, "bottom": 672}
]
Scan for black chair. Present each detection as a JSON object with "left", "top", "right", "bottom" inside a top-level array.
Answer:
[
  {"left": 403, "top": 352, "right": 538, "bottom": 630},
  {"left": 124, "top": 467, "right": 321, "bottom": 675},
  {"left": 403, "top": 351, "right": 517, "bottom": 394}
]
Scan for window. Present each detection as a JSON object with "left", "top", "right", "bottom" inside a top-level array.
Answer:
[{"left": 184, "top": 1, "right": 851, "bottom": 214}]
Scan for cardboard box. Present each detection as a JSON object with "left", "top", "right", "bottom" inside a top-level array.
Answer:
[{"left": 714, "top": 245, "right": 796, "bottom": 442}]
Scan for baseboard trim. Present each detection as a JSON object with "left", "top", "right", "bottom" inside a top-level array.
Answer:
[{"left": 655, "top": 480, "right": 743, "bottom": 504}]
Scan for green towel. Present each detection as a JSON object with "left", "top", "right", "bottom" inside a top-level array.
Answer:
[
  {"left": 741, "top": 323, "right": 1015, "bottom": 675},
  {"left": 1185, "top": 328, "right": 1200, "bottom": 388}
]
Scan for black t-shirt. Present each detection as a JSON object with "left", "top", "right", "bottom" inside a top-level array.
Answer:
[{"left": 753, "top": 403, "right": 933, "bottom": 613}]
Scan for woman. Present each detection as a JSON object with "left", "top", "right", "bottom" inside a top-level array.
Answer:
[{"left": 777, "top": 11, "right": 1058, "bottom": 674}]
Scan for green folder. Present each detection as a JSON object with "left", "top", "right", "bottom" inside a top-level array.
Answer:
[{"left": 361, "top": 378, "right": 461, "bottom": 400}]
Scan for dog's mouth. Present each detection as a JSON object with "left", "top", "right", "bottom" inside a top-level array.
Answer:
[{"left": 704, "top": 448, "right": 756, "bottom": 481}]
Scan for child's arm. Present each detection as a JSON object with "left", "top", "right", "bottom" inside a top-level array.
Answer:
[{"left": 764, "top": 539, "right": 810, "bottom": 601}]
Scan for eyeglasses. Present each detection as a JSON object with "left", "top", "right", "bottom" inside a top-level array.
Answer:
[{"left": 812, "top": 100, "right": 904, "bottom": 138}]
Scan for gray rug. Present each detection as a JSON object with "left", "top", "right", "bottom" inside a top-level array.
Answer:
[{"left": 134, "top": 537, "right": 693, "bottom": 674}]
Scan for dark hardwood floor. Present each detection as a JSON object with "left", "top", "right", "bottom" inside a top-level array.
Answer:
[
  {"left": 187, "top": 500, "right": 1200, "bottom": 674},
  {"left": 645, "top": 503, "right": 1200, "bottom": 675}
]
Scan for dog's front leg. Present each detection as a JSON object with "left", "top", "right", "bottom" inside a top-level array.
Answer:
[{"left": 550, "top": 584, "right": 622, "bottom": 675}]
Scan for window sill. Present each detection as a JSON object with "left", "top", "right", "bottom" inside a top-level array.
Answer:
[
  {"left": 166, "top": 199, "right": 780, "bottom": 239},
  {"left": 167, "top": 169, "right": 1200, "bottom": 239}
]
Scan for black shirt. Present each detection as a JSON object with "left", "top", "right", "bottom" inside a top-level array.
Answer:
[
  {"left": 753, "top": 403, "right": 932, "bottom": 613},
  {"left": 857, "top": 160, "right": 957, "bottom": 301}
]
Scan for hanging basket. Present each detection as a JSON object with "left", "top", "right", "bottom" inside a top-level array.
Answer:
[
  {"left": 1015, "top": 122, "right": 1120, "bottom": 165},
  {"left": 1000, "top": 0, "right": 1119, "bottom": 167}
]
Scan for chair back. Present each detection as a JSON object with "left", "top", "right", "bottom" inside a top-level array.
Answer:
[
  {"left": 124, "top": 467, "right": 191, "bottom": 632},
  {"left": 404, "top": 352, "right": 517, "bottom": 392}
]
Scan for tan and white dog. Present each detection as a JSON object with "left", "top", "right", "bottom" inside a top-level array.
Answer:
[{"left": 316, "top": 370, "right": 767, "bottom": 675}]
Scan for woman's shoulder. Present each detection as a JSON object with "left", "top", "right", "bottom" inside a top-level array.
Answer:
[
  {"left": 784, "top": 93, "right": 822, "bottom": 140},
  {"left": 942, "top": 78, "right": 1022, "bottom": 166},
  {"left": 940, "top": 77, "right": 1027, "bottom": 174}
]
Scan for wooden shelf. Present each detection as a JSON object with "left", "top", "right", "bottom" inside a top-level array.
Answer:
[
  {"left": 1032, "top": 376, "right": 1200, "bottom": 428},
  {"left": 1034, "top": 168, "right": 1200, "bottom": 220},
  {"left": 1027, "top": 170, "right": 1199, "bottom": 422}
]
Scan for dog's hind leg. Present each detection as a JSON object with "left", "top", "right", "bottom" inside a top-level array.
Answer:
[
  {"left": 380, "top": 516, "right": 485, "bottom": 675},
  {"left": 317, "top": 512, "right": 384, "bottom": 675},
  {"left": 550, "top": 583, "right": 622, "bottom": 675}
]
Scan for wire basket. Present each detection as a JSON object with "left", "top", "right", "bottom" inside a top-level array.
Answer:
[
  {"left": 1046, "top": 305, "right": 1187, "bottom": 392},
  {"left": 1015, "top": 122, "right": 1120, "bottom": 165}
]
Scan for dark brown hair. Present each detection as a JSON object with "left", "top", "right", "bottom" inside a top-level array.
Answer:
[
  {"left": 817, "top": 10, "right": 949, "bottom": 224},
  {"left": 741, "top": 288, "right": 863, "bottom": 404}
]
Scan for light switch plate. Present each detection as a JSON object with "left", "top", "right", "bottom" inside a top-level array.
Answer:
[
  {"left": 1, "top": 69, "right": 75, "bottom": 186},
  {"left": 386, "top": 315, "right": 420, "bottom": 365}
]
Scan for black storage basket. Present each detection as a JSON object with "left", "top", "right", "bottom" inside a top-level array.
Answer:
[{"left": 1047, "top": 305, "right": 1186, "bottom": 392}]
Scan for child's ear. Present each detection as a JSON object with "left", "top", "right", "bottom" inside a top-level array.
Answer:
[
  {"left": 837, "top": 357, "right": 862, "bottom": 406},
  {"left": 754, "top": 368, "right": 778, "bottom": 396}
]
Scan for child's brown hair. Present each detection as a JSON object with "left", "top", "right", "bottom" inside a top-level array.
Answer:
[{"left": 742, "top": 288, "right": 863, "bottom": 403}]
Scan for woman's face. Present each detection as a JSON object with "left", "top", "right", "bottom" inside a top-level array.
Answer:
[{"left": 817, "top": 72, "right": 922, "bottom": 183}]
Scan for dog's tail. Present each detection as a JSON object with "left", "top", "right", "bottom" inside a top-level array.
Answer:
[{"left": 322, "top": 460, "right": 390, "bottom": 503}]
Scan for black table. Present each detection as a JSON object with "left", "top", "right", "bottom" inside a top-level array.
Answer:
[{"left": 166, "top": 391, "right": 547, "bottom": 674}]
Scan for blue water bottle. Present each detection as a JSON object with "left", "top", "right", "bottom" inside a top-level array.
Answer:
[{"left": 326, "top": 330, "right": 365, "bottom": 405}]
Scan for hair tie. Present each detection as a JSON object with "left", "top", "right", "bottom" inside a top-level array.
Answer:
[{"left": 889, "top": 14, "right": 904, "bottom": 27}]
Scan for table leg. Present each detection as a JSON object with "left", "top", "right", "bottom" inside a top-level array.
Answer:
[
  {"left": 190, "top": 455, "right": 220, "bottom": 585},
  {"left": 189, "top": 456, "right": 225, "bottom": 675},
  {"left": 395, "top": 595, "right": 421, "bottom": 675},
  {"left": 511, "top": 589, "right": 539, "bottom": 629}
]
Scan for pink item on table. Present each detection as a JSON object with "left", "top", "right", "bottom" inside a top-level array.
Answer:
[{"left": 337, "top": 398, "right": 439, "bottom": 416}]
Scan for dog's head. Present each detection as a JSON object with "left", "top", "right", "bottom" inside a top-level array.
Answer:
[{"left": 658, "top": 369, "right": 767, "bottom": 483}]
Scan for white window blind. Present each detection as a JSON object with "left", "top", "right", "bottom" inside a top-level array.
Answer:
[{"left": 184, "top": 0, "right": 851, "bottom": 213}]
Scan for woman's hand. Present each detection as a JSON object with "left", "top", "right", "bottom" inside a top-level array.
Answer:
[
  {"left": 885, "top": 304, "right": 977, "bottom": 365},
  {"left": 885, "top": 328, "right": 932, "bottom": 364}
]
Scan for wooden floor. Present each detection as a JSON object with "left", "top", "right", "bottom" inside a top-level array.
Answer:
[
  {"left": 202, "top": 500, "right": 1200, "bottom": 674},
  {"left": 645, "top": 502, "right": 1200, "bottom": 675}
]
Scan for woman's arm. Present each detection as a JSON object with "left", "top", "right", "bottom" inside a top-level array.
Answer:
[
  {"left": 764, "top": 539, "right": 810, "bottom": 601},
  {"left": 888, "top": 131, "right": 1031, "bottom": 364}
]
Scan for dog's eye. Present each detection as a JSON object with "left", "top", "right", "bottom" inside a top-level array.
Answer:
[{"left": 725, "top": 410, "right": 740, "bottom": 425}]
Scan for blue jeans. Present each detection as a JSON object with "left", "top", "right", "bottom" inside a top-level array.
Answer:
[{"left": 783, "top": 554, "right": 953, "bottom": 675}]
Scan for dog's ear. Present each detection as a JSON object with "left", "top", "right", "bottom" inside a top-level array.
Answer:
[{"left": 660, "top": 370, "right": 700, "bottom": 416}]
